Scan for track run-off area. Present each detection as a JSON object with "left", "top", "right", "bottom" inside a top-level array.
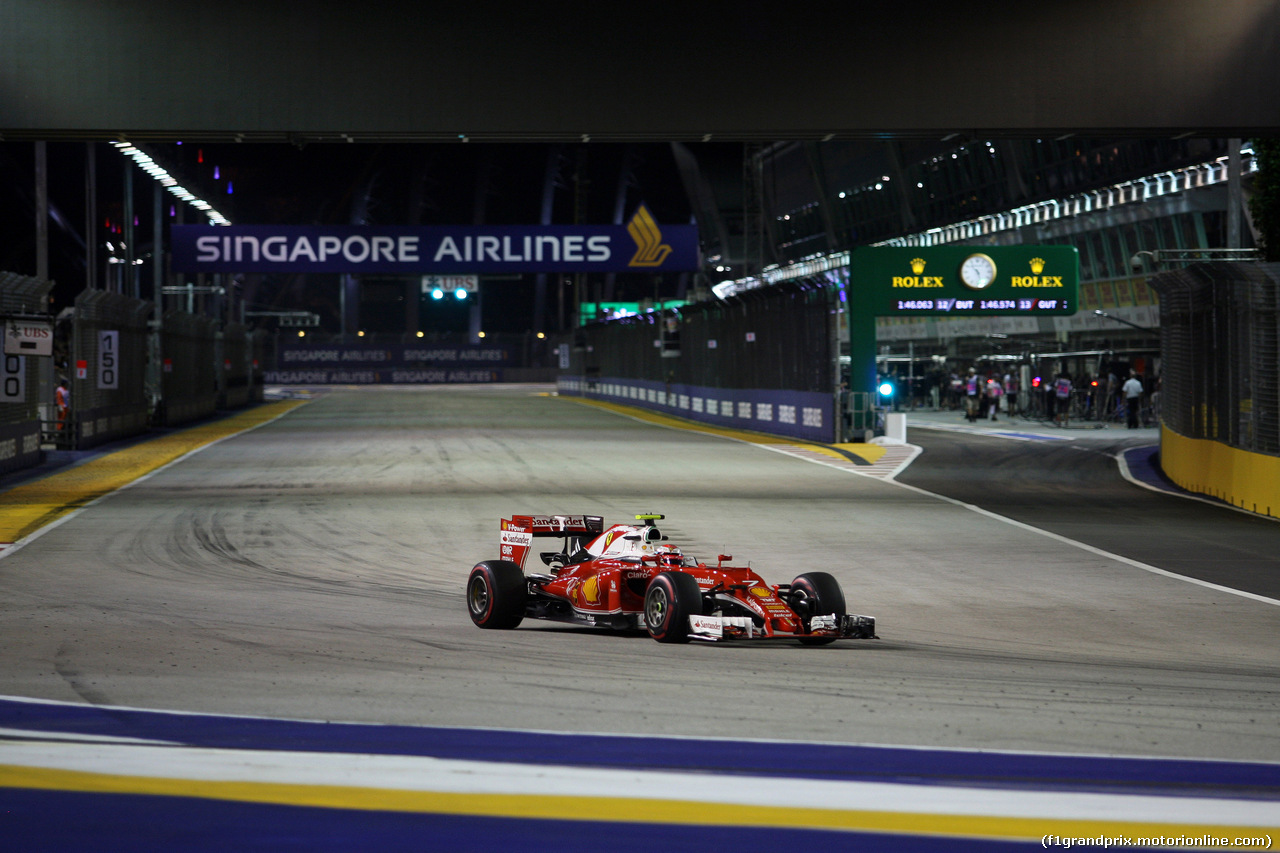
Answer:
[{"left": 0, "top": 385, "right": 1277, "bottom": 851}]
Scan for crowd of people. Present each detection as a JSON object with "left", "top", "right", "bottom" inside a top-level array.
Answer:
[{"left": 881, "top": 364, "right": 1158, "bottom": 428}]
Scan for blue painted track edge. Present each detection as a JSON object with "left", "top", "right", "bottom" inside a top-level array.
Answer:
[{"left": 2, "top": 695, "right": 1277, "bottom": 799}]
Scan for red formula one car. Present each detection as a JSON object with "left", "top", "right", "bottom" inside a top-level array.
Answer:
[{"left": 465, "top": 513, "right": 877, "bottom": 644}]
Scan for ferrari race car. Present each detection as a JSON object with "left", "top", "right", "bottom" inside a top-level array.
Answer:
[{"left": 465, "top": 513, "right": 877, "bottom": 644}]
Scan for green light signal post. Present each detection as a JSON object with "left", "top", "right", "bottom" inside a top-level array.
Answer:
[{"left": 845, "top": 245, "right": 1080, "bottom": 436}]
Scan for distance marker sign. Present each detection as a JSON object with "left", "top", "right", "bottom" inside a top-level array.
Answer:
[{"left": 850, "top": 245, "right": 1079, "bottom": 316}]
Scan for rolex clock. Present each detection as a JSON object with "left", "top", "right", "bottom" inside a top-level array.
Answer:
[{"left": 959, "top": 252, "right": 997, "bottom": 290}]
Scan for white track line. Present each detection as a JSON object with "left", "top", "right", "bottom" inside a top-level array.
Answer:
[
  {"left": 3, "top": 740, "right": 1277, "bottom": 828},
  {"left": 579, "top": 399, "right": 1280, "bottom": 608}
]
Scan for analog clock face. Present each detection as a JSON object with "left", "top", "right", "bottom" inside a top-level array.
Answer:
[{"left": 959, "top": 253, "right": 997, "bottom": 290}]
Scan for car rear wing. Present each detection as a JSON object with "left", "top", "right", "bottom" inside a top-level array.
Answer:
[{"left": 500, "top": 515, "right": 604, "bottom": 569}]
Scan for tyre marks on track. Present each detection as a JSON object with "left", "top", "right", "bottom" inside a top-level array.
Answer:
[{"left": 0, "top": 401, "right": 308, "bottom": 559}]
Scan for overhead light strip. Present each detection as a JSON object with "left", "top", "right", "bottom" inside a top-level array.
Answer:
[
  {"left": 110, "top": 142, "right": 231, "bottom": 226},
  {"left": 754, "top": 145, "right": 1257, "bottom": 288}
]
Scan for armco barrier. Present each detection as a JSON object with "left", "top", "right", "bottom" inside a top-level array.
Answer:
[{"left": 557, "top": 375, "right": 834, "bottom": 443}]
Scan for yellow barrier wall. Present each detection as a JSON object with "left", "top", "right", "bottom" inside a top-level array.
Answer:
[{"left": 1160, "top": 426, "right": 1280, "bottom": 519}]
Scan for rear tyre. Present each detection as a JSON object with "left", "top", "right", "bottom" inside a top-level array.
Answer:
[
  {"left": 644, "top": 571, "right": 702, "bottom": 643},
  {"left": 791, "top": 571, "right": 846, "bottom": 646},
  {"left": 467, "top": 560, "right": 526, "bottom": 629}
]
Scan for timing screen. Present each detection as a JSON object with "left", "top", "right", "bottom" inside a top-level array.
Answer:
[{"left": 889, "top": 297, "right": 1071, "bottom": 314}]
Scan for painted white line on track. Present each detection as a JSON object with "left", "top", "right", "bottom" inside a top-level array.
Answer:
[
  {"left": 754, "top": 442, "right": 922, "bottom": 480},
  {"left": 579, "top": 399, "right": 1280, "bottom": 608},
  {"left": 1114, "top": 446, "right": 1280, "bottom": 525},
  {"left": 908, "top": 422, "right": 1075, "bottom": 442},
  {"left": 9, "top": 693, "right": 1280, "bottom": 766},
  {"left": 568, "top": 398, "right": 919, "bottom": 480},
  {"left": 0, "top": 727, "right": 177, "bottom": 746},
  {"left": 888, "top": 477, "right": 1280, "bottom": 608},
  {"left": 3, "top": 740, "right": 1277, "bottom": 827}
]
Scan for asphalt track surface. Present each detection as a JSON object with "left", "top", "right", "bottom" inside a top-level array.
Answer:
[
  {"left": 1, "top": 386, "right": 1277, "bottom": 850},
  {"left": 897, "top": 416, "right": 1280, "bottom": 603}
]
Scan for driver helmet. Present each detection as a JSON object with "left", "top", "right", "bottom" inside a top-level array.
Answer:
[{"left": 657, "top": 544, "right": 683, "bottom": 566}]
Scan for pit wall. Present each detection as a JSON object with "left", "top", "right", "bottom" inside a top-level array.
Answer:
[
  {"left": 0, "top": 422, "right": 42, "bottom": 477},
  {"left": 1160, "top": 425, "right": 1280, "bottom": 519},
  {"left": 557, "top": 376, "right": 834, "bottom": 443}
]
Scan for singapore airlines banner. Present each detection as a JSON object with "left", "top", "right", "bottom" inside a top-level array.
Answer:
[{"left": 171, "top": 206, "right": 698, "bottom": 274}]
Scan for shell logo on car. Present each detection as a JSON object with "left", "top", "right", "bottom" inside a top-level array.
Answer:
[{"left": 581, "top": 576, "right": 601, "bottom": 606}]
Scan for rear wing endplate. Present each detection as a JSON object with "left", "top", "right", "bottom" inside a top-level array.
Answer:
[{"left": 500, "top": 515, "right": 604, "bottom": 569}]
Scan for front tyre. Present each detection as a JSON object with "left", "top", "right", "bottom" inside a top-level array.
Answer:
[
  {"left": 791, "top": 571, "right": 846, "bottom": 646},
  {"left": 467, "top": 560, "right": 526, "bottom": 629},
  {"left": 644, "top": 571, "right": 703, "bottom": 643}
]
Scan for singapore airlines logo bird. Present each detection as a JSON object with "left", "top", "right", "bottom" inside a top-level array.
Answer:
[{"left": 627, "top": 204, "right": 673, "bottom": 267}]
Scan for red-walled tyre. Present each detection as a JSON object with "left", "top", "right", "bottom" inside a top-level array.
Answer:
[
  {"left": 467, "top": 560, "right": 526, "bottom": 629},
  {"left": 791, "top": 571, "right": 846, "bottom": 646},
  {"left": 644, "top": 571, "right": 702, "bottom": 643}
]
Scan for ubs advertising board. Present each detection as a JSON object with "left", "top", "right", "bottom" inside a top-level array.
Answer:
[{"left": 266, "top": 342, "right": 510, "bottom": 384}]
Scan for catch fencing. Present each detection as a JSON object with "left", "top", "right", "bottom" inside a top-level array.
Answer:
[
  {"left": 219, "top": 323, "right": 266, "bottom": 410},
  {"left": 557, "top": 279, "right": 840, "bottom": 442},
  {"left": 0, "top": 272, "right": 54, "bottom": 475},
  {"left": 1153, "top": 262, "right": 1280, "bottom": 515},
  {"left": 69, "top": 289, "right": 153, "bottom": 450},
  {"left": 1154, "top": 263, "right": 1280, "bottom": 454},
  {"left": 159, "top": 310, "right": 220, "bottom": 427},
  {"left": 0, "top": 272, "right": 300, "bottom": 467}
]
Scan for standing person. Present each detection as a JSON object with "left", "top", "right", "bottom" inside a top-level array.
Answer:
[
  {"left": 986, "top": 374, "right": 1003, "bottom": 421},
  {"left": 55, "top": 379, "right": 70, "bottom": 432},
  {"left": 1122, "top": 370, "right": 1144, "bottom": 428},
  {"left": 1053, "top": 372, "right": 1073, "bottom": 427},
  {"left": 1004, "top": 371, "right": 1019, "bottom": 418},
  {"left": 964, "top": 369, "right": 980, "bottom": 422}
]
